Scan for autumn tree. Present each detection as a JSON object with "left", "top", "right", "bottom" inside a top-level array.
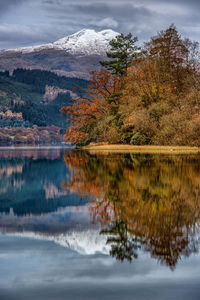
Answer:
[
  {"left": 144, "top": 24, "right": 196, "bottom": 94},
  {"left": 14, "top": 133, "right": 24, "bottom": 144},
  {"left": 27, "top": 133, "right": 35, "bottom": 145},
  {"left": 60, "top": 69, "right": 121, "bottom": 145},
  {"left": 119, "top": 25, "right": 200, "bottom": 145},
  {"left": 0, "top": 133, "right": 11, "bottom": 145}
]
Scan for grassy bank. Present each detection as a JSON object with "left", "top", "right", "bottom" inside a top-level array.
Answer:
[{"left": 81, "top": 144, "right": 200, "bottom": 154}]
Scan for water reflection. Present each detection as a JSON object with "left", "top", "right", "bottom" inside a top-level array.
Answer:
[
  {"left": 0, "top": 149, "right": 199, "bottom": 269},
  {"left": 0, "top": 148, "right": 88, "bottom": 216},
  {"left": 62, "top": 151, "right": 200, "bottom": 269},
  {"left": 0, "top": 148, "right": 62, "bottom": 160}
]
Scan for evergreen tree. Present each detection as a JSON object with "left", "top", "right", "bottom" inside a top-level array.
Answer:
[{"left": 100, "top": 33, "right": 140, "bottom": 77}]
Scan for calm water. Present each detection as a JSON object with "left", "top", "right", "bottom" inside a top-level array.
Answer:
[{"left": 0, "top": 148, "right": 200, "bottom": 300}]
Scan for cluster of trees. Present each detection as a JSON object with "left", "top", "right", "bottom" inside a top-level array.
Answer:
[
  {"left": 0, "top": 71, "right": 9, "bottom": 78},
  {"left": 0, "top": 110, "right": 23, "bottom": 121},
  {"left": 12, "top": 69, "right": 89, "bottom": 94},
  {"left": 13, "top": 101, "right": 54, "bottom": 126},
  {"left": 0, "top": 119, "right": 31, "bottom": 128},
  {"left": 62, "top": 25, "right": 200, "bottom": 146},
  {"left": 0, "top": 108, "right": 31, "bottom": 128},
  {"left": 0, "top": 125, "right": 61, "bottom": 145},
  {"left": 12, "top": 93, "right": 73, "bottom": 127}
]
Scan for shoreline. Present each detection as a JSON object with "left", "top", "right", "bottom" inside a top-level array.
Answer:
[
  {"left": 0, "top": 144, "right": 199, "bottom": 154},
  {"left": 0, "top": 145, "right": 76, "bottom": 150},
  {"left": 80, "top": 144, "right": 200, "bottom": 154}
]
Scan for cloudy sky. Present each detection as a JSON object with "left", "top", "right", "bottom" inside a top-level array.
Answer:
[{"left": 0, "top": 0, "right": 199, "bottom": 49}]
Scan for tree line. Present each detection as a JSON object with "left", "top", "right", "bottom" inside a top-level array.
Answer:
[
  {"left": 0, "top": 125, "right": 61, "bottom": 145},
  {"left": 12, "top": 69, "right": 89, "bottom": 94}
]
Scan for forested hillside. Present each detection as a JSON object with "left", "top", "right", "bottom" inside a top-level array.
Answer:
[{"left": 0, "top": 69, "right": 89, "bottom": 128}]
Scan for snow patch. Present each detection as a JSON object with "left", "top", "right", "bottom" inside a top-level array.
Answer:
[{"left": 2, "top": 29, "right": 119, "bottom": 56}]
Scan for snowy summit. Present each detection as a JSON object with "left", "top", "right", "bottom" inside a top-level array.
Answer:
[{"left": 3, "top": 29, "right": 119, "bottom": 56}]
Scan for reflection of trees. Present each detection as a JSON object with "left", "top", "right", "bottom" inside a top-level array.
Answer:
[
  {"left": 101, "top": 220, "right": 141, "bottom": 263},
  {"left": 62, "top": 151, "right": 200, "bottom": 269},
  {"left": 0, "top": 148, "right": 62, "bottom": 160}
]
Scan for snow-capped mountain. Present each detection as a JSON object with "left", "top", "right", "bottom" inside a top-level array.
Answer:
[
  {"left": 0, "top": 29, "right": 119, "bottom": 78},
  {"left": 3, "top": 29, "right": 119, "bottom": 56}
]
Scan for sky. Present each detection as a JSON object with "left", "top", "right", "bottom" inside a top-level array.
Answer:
[{"left": 0, "top": 0, "right": 200, "bottom": 49}]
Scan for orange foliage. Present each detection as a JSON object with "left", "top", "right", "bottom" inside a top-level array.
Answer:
[{"left": 60, "top": 69, "right": 119, "bottom": 144}]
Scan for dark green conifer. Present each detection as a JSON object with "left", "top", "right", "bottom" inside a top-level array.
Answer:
[{"left": 100, "top": 33, "right": 140, "bottom": 77}]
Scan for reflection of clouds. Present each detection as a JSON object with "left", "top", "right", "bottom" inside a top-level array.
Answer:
[{"left": 1, "top": 233, "right": 200, "bottom": 300}]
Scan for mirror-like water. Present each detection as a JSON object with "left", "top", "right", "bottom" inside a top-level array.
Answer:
[{"left": 0, "top": 149, "right": 200, "bottom": 300}]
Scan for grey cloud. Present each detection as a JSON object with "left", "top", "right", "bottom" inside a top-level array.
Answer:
[
  {"left": 0, "top": 0, "right": 24, "bottom": 15},
  {"left": 0, "top": 24, "right": 58, "bottom": 49},
  {"left": 42, "top": 0, "right": 55, "bottom": 3},
  {"left": 143, "top": 0, "right": 200, "bottom": 6},
  {"left": 42, "top": 2, "right": 157, "bottom": 38},
  {"left": 0, "top": 0, "right": 200, "bottom": 49},
  {"left": 0, "top": 0, "right": 23, "bottom": 6},
  {"left": 89, "top": 18, "right": 119, "bottom": 29},
  {"left": 73, "top": 3, "right": 112, "bottom": 14},
  {"left": 70, "top": 2, "right": 152, "bottom": 19}
]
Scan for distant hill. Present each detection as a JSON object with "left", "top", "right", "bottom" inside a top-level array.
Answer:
[
  {"left": 0, "top": 29, "right": 118, "bottom": 79},
  {"left": 0, "top": 69, "right": 89, "bottom": 128}
]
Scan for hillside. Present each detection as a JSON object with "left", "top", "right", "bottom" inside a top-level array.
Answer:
[{"left": 0, "top": 69, "right": 89, "bottom": 128}]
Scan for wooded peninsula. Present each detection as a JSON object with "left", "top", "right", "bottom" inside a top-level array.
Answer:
[{"left": 61, "top": 25, "right": 200, "bottom": 147}]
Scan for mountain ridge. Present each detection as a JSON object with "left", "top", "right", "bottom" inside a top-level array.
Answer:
[
  {"left": 1, "top": 29, "right": 118, "bottom": 56},
  {"left": 0, "top": 28, "right": 119, "bottom": 79}
]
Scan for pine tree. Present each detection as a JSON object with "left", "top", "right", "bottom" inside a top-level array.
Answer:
[{"left": 100, "top": 33, "right": 140, "bottom": 77}]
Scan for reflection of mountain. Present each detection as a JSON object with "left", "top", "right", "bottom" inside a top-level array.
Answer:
[
  {"left": 0, "top": 150, "right": 88, "bottom": 216},
  {"left": 7, "top": 229, "right": 110, "bottom": 255}
]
